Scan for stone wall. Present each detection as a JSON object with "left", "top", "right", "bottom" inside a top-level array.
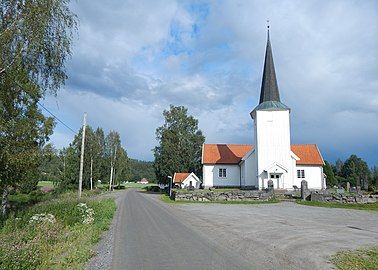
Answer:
[
  {"left": 310, "top": 192, "right": 378, "bottom": 204},
  {"left": 172, "top": 190, "right": 274, "bottom": 202}
]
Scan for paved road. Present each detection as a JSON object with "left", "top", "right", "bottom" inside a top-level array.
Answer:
[{"left": 111, "top": 189, "right": 255, "bottom": 270}]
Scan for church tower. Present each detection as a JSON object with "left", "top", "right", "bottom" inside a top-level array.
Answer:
[{"left": 250, "top": 28, "right": 295, "bottom": 189}]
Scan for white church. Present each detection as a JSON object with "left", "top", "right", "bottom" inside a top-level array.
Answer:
[{"left": 201, "top": 30, "right": 326, "bottom": 190}]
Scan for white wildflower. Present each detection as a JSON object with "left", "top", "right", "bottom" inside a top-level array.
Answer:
[
  {"left": 77, "top": 203, "right": 95, "bottom": 224},
  {"left": 29, "top": 213, "right": 56, "bottom": 224}
]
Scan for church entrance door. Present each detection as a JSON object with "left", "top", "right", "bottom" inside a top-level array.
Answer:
[{"left": 270, "top": 173, "right": 281, "bottom": 189}]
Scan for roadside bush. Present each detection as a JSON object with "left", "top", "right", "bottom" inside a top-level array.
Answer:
[
  {"left": 113, "top": 185, "right": 126, "bottom": 190},
  {"left": 7, "top": 191, "right": 53, "bottom": 217},
  {"left": 0, "top": 194, "right": 116, "bottom": 270},
  {"left": 144, "top": 185, "right": 161, "bottom": 192}
]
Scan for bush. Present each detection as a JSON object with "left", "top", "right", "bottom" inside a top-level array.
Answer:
[
  {"left": 144, "top": 185, "right": 161, "bottom": 192},
  {"left": 0, "top": 194, "right": 116, "bottom": 270},
  {"left": 113, "top": 185, "right": 126, "bottom": 190}
]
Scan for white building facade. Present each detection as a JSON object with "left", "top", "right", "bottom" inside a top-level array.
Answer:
[
  {"left": 201, "top": 31, "right": 325, "bottom": 190},
  {"left": 173, "top": 172, "right": 201, "bottom": 189}
]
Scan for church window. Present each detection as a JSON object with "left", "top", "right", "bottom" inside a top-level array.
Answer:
[
  {"left": 218, "top": 168, "right": 227, "bottom": 178},
  {"left": 297, "top": 170, "right": 305, "bottom": 178}
]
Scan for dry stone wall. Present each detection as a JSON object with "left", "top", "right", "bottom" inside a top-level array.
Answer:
[
  {"left": 172, "top": 190, "right": 274, "bottom": 202},
  {"left": 310, "top": 193, "right": 378, "bottom": 204}
]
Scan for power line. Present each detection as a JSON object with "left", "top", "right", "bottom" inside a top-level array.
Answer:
[
  {"left": 12, "top": 80, "right": 78, "bottom": 135},
  {"left": 37, "top": 101, "right": 77, "bottom": 134}
]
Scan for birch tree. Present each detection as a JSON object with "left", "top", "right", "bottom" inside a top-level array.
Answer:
[{"left": 0, "top": 0, "right": 77, "bottom": 217}]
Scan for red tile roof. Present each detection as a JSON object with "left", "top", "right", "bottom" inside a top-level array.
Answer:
[
  {"left": 202, "top": 144, "right": 324, "bottom": 165},
  {"left": 173, "top": 173, "right": 191, "bottom": 183},
  {"left": 202, "top": 144, "right": 253, "bottom": 164},
  {"left": 291, "top": 144, "right": 324, "bottom": 165}
]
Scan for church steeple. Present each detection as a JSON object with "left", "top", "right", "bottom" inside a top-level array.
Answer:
[
  {"left": 251, "top": 24, "right": 289, "bottom": 118},
  {"left": 259, "top": 26, "right": 280, "bottom": 104}
]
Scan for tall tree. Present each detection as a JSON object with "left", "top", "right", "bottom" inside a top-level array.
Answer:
[
  {"left": 113, "top": 147, "right": 129, "bottom": 187},
  {"left": 94, "top": 127, "right": 107, "bottom": 183},
  {"left": 323, "top": 160, "right": 337, "bottom": 188},
  {"left": 341, "top": 154, "right": 370, "bottom": 189},
  {"left": 370, "top": 166, "right": 378, "bottom": 190},
  {"left": 105, "top": 131, "right": 121, "bottom": 189},
  {"left": 0, "top": 0, "right": 77, "bottom": 217},
  {"left": 129, "top": 159, "right": 156, "bottom": 183},
  {"left": 153, "top": 105, "right": 205, "bottom": 184},
  {"left": 39, "top": 143, "right": 62, "bottom": 183},
  {"left": 332, "top": 158, "right": 344, "bottom": 176}
]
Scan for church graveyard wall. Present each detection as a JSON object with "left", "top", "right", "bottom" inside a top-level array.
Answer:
[
  {"left": 172, "top": 189, "right": 275, "bottom": 202},
  {"left": 310, "top": 192, "right": 378, "bottom": 204}
]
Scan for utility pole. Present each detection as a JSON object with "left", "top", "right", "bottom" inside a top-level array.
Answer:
[
  {"left": 78, "top": 112, "right": 87, "bottom": 198},
  {"left": 109, "top": 146, "right": 117, "bottom": 191},
  {"left": 168, "top": 176, "right": 173, "bottom": 197}
]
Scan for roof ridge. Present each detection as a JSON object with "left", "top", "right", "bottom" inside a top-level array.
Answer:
[
  {"left": 291, "top": 143, "right": 317, "bottom": 146},
  {"left": 204, "top": 143, "right": 253, "bottom": 146}
]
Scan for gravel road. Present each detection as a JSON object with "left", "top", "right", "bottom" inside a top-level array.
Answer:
[{"left": 87, "top": 189, "right": 378, "bottom": 270}]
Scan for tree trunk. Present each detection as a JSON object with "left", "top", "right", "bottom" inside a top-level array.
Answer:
[
  {"left": 109, "top": 162, "right": 113, "bottom": 191},
  {"left": 1, "top": 187, "right": 9, "bottom": 218},
  {"left": 90, "top": 157, "right": 93, "bottom": 190}
]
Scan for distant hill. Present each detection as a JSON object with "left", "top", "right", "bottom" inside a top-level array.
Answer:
[{"left": 129, "top": 159, "right": 156, "bottom": 183}]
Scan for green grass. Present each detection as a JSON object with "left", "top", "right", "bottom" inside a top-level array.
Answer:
[
  {"left": 37, "top": 181, "right": 54, "bottom": 188},
  {"left": 296, "top": 200, "right": 378, "bottom": 211},
  {"left": 330, "top": 246, "right": 378, "bottom": 270},
  {"left": 0, "top": 191, "right": 116, "bottom": 270},
  {"left": 160, "top": 194, "right": 279, "bottom": 204}
]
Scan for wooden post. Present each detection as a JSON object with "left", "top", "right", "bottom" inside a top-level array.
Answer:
[{"left": 78, "top": 113, "right": 87, "bottom": 198}]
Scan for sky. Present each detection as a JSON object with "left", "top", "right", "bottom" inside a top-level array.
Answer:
[{"left": 43, "top": 0, "right": 378, "bottom": 166}]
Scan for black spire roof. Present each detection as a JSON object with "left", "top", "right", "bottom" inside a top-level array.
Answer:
[
  {"left": 251, "top": 27, "right": 289, "bottom": 118},
  {"left": 259, "top": 30, "right": 280, "bottom": 103}
]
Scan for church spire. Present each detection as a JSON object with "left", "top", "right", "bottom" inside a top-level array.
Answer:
[{"left": 259, "top": 24, "right": 280, "bottom": 104}]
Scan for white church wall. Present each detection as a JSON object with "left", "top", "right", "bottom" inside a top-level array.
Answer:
[
  {"left": 295, "top": 165, "right": 323, "bottom": 190},
  {"left": 240, "top": 161, "right": 246, "bottom": 186},
  {"left": 283, "top": 156, "right": 298, "bottom": 189},
  {"left": 254, "top": 110, "right": 293, "bottom": 189},
  {"left": 203, "top": 164, "right": 240, "bottom": 187},
  {"left": 243, "top": 151, "right": 258, "bottom": 187},
  {"left": 203, "top": 165, "right": 214, "bottom": 187}
]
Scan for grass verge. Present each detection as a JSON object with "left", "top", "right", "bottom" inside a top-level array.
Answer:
[
  {"left": 296, "top": 200, "right": 378, "bottom": 211},
  {"left": 160, "top": 194, "right": 279, "bottom": 204},
  {"left": 37, "top": 181, "right": 54, "bottom": 188},
  {"left": 330, "top": 246, "right": 378, "bottom": 270},
  {"left": 0, "top": 192, "right": 116, "bottom": 270}
]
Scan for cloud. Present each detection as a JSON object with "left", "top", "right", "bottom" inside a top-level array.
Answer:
[{"left": 44, "top": 0, "right": 378, "bottom": 166}]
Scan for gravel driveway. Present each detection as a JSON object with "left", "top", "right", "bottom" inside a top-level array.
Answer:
[
  {"left": 168, "top": 198, "right": 378, "bottom": 269},
  {"left": 87, "top": 190, "right": 378, "bottom": 270}
]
